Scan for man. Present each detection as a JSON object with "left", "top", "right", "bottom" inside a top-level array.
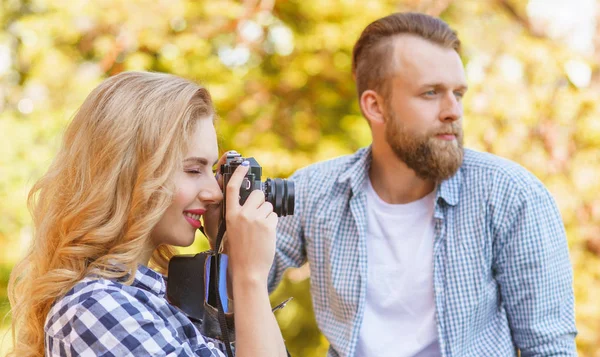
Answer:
[{"left": 268, "top": 12, "right": 577, "bottom": 357}]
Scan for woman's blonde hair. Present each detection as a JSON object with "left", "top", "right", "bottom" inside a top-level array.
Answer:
[{"left": 7, "top": 71, "right": 215, "bottom": 357}]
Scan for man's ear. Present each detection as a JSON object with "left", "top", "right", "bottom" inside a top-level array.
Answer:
[{"left": 360, "top": 89, "right": 386, "bottom": 125}]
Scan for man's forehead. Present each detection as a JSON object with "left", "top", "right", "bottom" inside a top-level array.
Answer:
[
  {"left": 394, "top": 38, "right": 457, "bottom": 64},
  {"left": 389, "top": 35, "right": 466, "bottom": 85}
]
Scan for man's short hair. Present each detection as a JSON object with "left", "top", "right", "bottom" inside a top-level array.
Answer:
[{"left": 352, "top": 12, "right": 461, "bottom": 99}]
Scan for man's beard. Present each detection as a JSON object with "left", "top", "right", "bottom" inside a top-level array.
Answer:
[{"left": 385, "top": 111, "right": 464, "bottom": 182}]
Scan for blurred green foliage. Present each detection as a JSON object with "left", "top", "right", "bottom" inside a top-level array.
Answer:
[{"left": 1, "top": 0, "right": 599, "bottom": 356}]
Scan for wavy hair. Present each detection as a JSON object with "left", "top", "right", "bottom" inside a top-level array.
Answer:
[{"left": 7, "top": 71, "right": 215, "bottom": 357}]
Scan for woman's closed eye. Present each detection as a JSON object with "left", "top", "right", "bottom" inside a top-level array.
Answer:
[{"left": 185, "top": 168, "right": 203, "bottom": 175}]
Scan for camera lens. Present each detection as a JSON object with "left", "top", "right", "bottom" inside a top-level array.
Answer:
[{"left": 264, "top": 178, "right": 295, "bottom": 217}]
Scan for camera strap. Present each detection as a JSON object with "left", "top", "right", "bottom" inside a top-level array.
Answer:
[{"left": 213, "top": 221, "right": 235, "bottom": 357}]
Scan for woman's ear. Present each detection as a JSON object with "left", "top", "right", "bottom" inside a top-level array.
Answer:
[{"left": 360, "top": 89, "right": 386, "bottom": 126}]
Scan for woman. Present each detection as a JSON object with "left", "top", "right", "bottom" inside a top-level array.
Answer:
[{"left": 8, "top": 71, "right": 287, "bottom": 357}]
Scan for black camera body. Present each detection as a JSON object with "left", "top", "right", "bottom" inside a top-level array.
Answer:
[
  {"left": 167, "top": 152, "right": 295, "bottom": 343},
  {"left": 221, "top": 152, "right": 295, "bottom": 217}
]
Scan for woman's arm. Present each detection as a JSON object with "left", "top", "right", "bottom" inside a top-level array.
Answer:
[
  {"left": 223, "top": 162, "right": 287, "bottom": 357},
  {"left": 232, "top": 276, "right": 287, "bottom": 357}
]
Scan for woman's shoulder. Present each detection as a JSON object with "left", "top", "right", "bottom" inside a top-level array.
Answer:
[
  {"left": 44, "top": 276, "right": 223, "bottom": 356},
  {"left": 45, "top": 277, "right": 147, "bottom": 336}
]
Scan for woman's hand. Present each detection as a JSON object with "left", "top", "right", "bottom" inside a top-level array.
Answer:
[
  {"left": 224, "top": 160, "right": 277, "bottom": 283},
  {"left": 224, "top": 161, "right": 287, "bottom": 357}
]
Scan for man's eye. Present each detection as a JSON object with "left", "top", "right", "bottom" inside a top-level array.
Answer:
[{"left": 424, "top": 90, "right": 437, "bottom": 96}]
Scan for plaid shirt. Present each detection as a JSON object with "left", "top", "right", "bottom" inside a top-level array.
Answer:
[
  {"left": 270, "top": 146, "right": 577, "bottom": 357},
  {"left": 45, "top": 264, "right": 227, "bottom": 356}
]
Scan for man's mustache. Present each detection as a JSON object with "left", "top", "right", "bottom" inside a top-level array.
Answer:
[{"left": 432, "top": 123, "right": 462, "bottom": 136}]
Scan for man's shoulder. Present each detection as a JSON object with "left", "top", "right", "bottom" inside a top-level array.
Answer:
[
  {"left": 461, "top": 148, "right": 547, "bottom": 196},
  {"left": 463, "top": 149, "right": 540, "bottom": 182},
  {"left": 291, "top": 147, "right": 368, "bottom": 184}
]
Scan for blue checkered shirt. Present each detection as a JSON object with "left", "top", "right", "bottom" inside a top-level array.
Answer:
[
  {"left": 270, "top": 146, "right": 576, "bottom": 357},
  {"left": 45, "top": 264, "right": 227, "bottom": 356}
]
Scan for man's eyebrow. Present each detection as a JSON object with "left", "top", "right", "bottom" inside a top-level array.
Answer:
[
  {"left": 184, "top": 157, "right": 218, "bottom": 166},
  {"left": 420, "top": 83, "right": 469, "bottom": 91}
]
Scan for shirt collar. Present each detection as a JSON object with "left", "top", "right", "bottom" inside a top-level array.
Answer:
[
  {"left": 338, "top": 145, "right": 463, "bottom": 206},
  {"left": 338, "top": 146, "right": 372, "bottom": 195},
  {"left": 436, "top": 167, "right": 462, "bottom": 207},
  {"left": 132, "top": 264, "right": 167, "bottom": 298}
]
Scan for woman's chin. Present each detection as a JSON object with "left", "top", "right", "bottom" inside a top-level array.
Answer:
[
  {"left": 165, "top": 230, "right": 195, "bottom": 248},
  {"left": 176, "top": 236, "right": 195, "bottom": 248}
]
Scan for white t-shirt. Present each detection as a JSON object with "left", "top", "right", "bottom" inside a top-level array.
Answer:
[{"left": 355, "top": 179, "right": 441, "bottom": 357}]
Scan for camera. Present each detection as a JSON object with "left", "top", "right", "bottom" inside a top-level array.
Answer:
[
  {"left": 220, "top": 151, "right": 295, "bottom": 217},
  {"left": 167, "top": 152, "right": 295, "bottom": 344}
]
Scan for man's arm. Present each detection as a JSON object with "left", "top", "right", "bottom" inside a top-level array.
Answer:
[
  {"left": 494, "top": 179, "right": 577, "bottom": 356},
  {"left": 268, "top": 169, "right": 309, "bottom": 293}
]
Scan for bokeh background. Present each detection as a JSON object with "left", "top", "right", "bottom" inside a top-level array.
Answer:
[{"left": 1, "top": 0, "right": 599, "bottom": 356}]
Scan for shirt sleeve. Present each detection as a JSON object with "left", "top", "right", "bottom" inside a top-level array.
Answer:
[
  {"left": 45, "top": 289, "right": 225, "bottom": 357},
  {"left": 268, "top": 168, "right": 309, "bottom": 293},
  {"left": 494, "top": 179, "right": 577, "bottom": 356}
]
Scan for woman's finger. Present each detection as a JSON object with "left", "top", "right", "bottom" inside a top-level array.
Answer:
[
  {"left": 266, "top": 211, "right": 279, "bottom": 228},
  {"left": 242, "top": 189, "right": 266, "bottom": 210},
  {"left": 225, "top": 161, "right": 250, "bottom": 212},
  {"left": 215, "top": 150, "right": 238, "bottom": 188},
  {"left": 256, "top": 201, "right": 274, "bottom": 219}
]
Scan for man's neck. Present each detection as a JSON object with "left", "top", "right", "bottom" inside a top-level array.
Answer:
[{"left": 369, "top": 144, "right": 435, "bottom": 204}]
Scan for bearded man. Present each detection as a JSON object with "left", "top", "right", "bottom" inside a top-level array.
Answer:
[{"left": 268, "top": 12, "right": 577, "bottom": 357}]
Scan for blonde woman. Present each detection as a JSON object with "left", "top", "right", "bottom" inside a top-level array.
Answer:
[{"left": 8, "top": 71, "right": 287, "bottom": 357}]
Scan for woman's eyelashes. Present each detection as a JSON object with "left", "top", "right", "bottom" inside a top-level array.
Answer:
[{"left": 185, "top": 167, "right": 203, "bottom": 175}]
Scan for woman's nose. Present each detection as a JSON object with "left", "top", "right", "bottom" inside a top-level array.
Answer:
[{"left": 198, "top": 178, "right": 223, "bottom": 204}]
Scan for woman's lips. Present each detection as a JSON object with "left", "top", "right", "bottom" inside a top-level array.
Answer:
[
  {"left": 185, "top": 209, "right": 206, "bottom": 215},
  {"left": 183, "top": 209, "right": 205, "bottom": 229},
  {"left": 184, "top": 215, "right": 202, "bottom": 229}
]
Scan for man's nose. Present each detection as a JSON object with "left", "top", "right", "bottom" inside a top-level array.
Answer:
[{"left": 439, "top": 93, "right": 462, "bottom": 122}]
